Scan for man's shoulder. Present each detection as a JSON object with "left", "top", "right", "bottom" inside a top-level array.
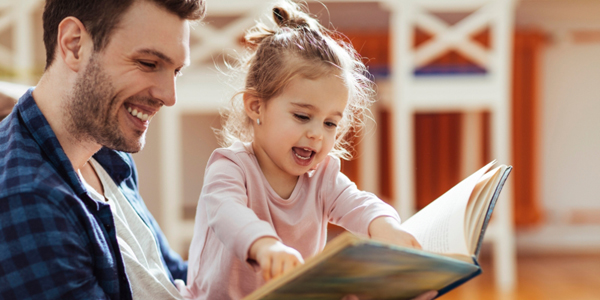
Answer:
[
  {"left": 0, "top": 106, "right": 34, "bottom": 152},
  {"left": 0, "top": 161, "right": 81, "bottom": 212},
  {"left": 0, "top": 113, "right": 75, "bottom": 203}
]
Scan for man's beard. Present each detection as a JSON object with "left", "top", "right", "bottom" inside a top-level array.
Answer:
[{"left": 65, "top": 54, "right": 146, "bottom": 153}]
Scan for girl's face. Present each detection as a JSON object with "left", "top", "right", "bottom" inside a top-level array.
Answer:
[{"left": 251, "top": 73, "right": 349, "bottom": 183}]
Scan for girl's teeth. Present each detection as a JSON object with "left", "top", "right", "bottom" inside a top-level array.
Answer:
[
  {"left": 295, "top": 152, "right": 310, "bottom": 160},
  {"left": 294, "top": 147, "right": 313, "bottom": 159}
]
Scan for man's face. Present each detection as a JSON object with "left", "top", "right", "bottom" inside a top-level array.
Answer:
[{"left": 66, "top": 1, "right": 190, "bottom": 153}]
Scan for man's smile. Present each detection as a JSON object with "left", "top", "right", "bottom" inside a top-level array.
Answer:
[{"left": 125, "top": 104, "right": 157, "bottom": 122}]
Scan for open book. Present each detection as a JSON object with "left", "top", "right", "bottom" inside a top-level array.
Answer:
[{"left": 244, "top": 161, "right": 512, "bottom": 300}]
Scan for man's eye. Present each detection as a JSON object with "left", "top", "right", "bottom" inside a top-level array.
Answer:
[
  {"left": 294, "top": 114, "right": 309, "bottom": 121},
  {"left": 139, "top": 61, "right": 156, "bottom": 69}
]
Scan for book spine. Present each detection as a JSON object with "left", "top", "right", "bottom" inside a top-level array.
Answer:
[{"left": 473, "top": 166, "right": 513, "bottom": 258}]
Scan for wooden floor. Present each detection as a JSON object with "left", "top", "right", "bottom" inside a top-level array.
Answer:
[{"left": 440, "top": 253, "right": 600, "bottom": 300}]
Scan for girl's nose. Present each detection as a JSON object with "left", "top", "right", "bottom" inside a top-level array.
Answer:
[{"left": 306, "top": 123, "right": 324, "bottom": 140}]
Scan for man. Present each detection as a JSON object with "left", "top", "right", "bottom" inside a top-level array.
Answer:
[{"left": 0, "top": 0, "right": 204, "bottom": 299}]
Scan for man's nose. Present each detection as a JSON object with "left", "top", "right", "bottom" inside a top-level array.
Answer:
[{"left": 152, "top": 73, "right": 177, "bottom": 107}]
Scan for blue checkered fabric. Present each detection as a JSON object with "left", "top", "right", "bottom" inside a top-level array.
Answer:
[{"left": 0, "top": 89, "right": 187, "bottom": 299}]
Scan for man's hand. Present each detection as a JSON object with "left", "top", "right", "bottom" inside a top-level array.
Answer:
[
  {"left": 249, "top": 237, "right": 304, "bottom": 281},
  {"left": 368, "top": 216, "right": 422, "bottom": 249}
]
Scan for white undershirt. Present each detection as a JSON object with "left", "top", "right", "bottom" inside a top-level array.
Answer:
[{"left": 82, "top": 159, "right": 183, "bottom": 300}]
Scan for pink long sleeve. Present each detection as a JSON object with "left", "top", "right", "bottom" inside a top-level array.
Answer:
[
  {"left": 324, "top": 167, "right": 401, "bottom": 234},
  {"left": 183, "top": 142, "right": 400, "bottom": 300},
  {"left": 201, "top": 153, "right": 279, "bottom": 262}
]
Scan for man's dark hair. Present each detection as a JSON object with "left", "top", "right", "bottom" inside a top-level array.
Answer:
[{"left": 42, "top": 0, "right": 206, "bottom": 69}]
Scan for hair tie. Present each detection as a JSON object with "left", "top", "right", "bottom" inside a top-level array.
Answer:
[{"left": 273, "top": 8, "right": 285, "bottom": 23}]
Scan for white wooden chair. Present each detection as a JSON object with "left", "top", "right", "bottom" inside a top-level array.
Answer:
[{"left": 381, "top": 0, "right": 517, "bottom": 291}]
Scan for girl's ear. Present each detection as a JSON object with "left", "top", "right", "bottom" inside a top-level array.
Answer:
[
  {"left": 57, "top": 17, "right": 93, "bottom": 72},
  {"left": 243, "top": 93, "right": 262, "bottom": 121}
]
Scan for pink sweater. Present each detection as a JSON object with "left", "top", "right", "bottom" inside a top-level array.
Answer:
[{"left": 181, "top": 142, "right": 400, "bottom": 300}]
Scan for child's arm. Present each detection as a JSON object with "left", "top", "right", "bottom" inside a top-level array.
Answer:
[
  {"left": 248, "top": 237, "right": 304, "bottom": 281},
  {"left": 368, "top": 216, "right": 422, "bottom": 249},
  {"left": 323, "top": 157, "right": 420, "bottom": 248}
]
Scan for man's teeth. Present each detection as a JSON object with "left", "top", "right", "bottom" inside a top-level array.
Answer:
[{"left": 127, "top": 106, "right": 149, "bottom": 121}]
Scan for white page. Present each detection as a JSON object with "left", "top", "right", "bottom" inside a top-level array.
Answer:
[
  {"left": 399, "top": 161, "right": 495, "bottom": 256},
  {"left": 467, "top": 166, "right": 506, "bottom": 253},
  {"left": 465, "top": 167, "right": 499, "bottom": 241}
]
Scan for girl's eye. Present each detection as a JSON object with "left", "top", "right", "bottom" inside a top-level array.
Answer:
[
  {"left": 294, "top": 114, "right": 310, "bottom": 121},
  {"left": 325, "top": 122, "right": 338, "bottom": 128}
]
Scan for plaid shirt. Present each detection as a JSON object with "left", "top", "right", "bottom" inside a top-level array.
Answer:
[{"left": 0, "top": 89, "right": 187, "bottom": 299}]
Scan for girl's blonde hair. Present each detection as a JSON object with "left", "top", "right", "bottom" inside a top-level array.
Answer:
[{"left": 218, "top": 0, "right": 375, "bottom": 159}]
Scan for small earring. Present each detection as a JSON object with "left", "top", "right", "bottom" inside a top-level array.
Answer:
[{"left": 256, "top": 118, "right": 261, "bottom": 125}]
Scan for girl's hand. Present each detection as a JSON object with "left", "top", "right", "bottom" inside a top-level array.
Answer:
[
  {"left": 368, "top": 216, "right": 422, "bottom": 249},
  {"left": 249, "top": 237, "right": 305, "bottom": 281}
]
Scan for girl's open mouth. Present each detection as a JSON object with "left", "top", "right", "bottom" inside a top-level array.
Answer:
[{"left": 292, "top": 147, "right": 315, "bottom": 166}]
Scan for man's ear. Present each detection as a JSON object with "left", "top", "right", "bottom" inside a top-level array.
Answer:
[
  {"left": 56, "top": 17, "right": 92, "bottom": 72},
  {"left": 243, "top": 93, "right": 262, "bottom": 121}
]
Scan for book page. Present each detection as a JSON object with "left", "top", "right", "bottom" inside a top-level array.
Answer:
[
  {"left": 467, "top": 166, "right": 506, "bottom": 253},
  {"left": 399, "top": 161, "right": 495, "bottom": 256},
  {"left": 464, "top": 167, "right": 500, "bottom": 241}
]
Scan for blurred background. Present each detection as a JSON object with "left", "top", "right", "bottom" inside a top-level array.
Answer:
[{"left": 1, "top": 0, "right": 599, "bottom": 299}]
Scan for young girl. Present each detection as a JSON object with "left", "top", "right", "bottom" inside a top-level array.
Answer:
[{"left": 181, "top": 1, "right": 428, "bottom": 299}]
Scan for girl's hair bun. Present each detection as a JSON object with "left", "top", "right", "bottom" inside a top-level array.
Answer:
[
  {"left": 273, "top": 6, "right": 308, "bottom": 29},
  {"left": 244, "top": 1, "right": 318, "bottom": 49}
]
